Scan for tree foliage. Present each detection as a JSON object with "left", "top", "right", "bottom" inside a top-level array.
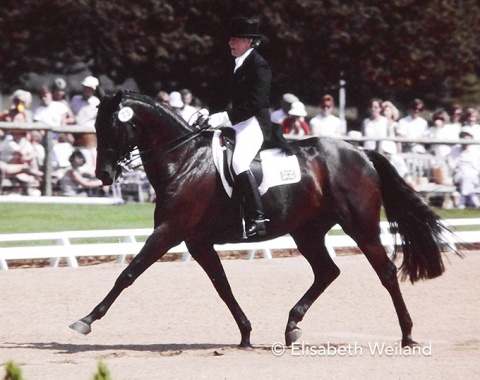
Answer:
[{"left": 1, "top": 0, "right": 479, "bottom": 109}]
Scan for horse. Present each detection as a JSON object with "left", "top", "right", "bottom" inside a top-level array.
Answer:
[{"left": 70, "top": 90, "right": 454, "bottom": 348}]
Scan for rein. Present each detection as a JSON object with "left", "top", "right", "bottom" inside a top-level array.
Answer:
[
  {"left": 116, "top": 113, "right": 211, "bottom": 170},
  {"left": 164, "top": 121, "right": 211, "bottom": 153}
]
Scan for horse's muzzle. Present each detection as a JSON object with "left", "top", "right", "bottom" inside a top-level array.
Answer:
[{"left": 96, "top": 169, "right": 114, "bottom": 186}]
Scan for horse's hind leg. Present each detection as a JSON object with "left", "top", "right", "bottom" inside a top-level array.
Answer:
[
  {"left": 187, "top": 242, "right": 252, "bottom": 348},
  {"left": 286, "top": 230, "right": 341, "bottom": 346},
  {"left": 69, "top": 229, "right": 172, "bottom": 335},
  {"left": 355, "top": 237, "right": 416, "bottom": 347}
]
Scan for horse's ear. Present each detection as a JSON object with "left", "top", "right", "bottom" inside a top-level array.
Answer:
[
  {"left": 96, "top": 86, "right": 106, "bottom": 100},
  {"left": 113, "top": 90, "right": 123, "bottom": 104}
]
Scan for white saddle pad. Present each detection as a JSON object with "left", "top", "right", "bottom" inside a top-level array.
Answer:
[{"left": 211, "top": 129, "right": 301, "bottom": 197}]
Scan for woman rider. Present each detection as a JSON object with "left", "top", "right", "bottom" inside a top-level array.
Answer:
[{"left": 208, "top": 17, "right": 278, "bottom": 238}]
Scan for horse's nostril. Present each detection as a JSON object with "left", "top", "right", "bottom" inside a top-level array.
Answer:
[{"left": 96, "top": 171, "right": 113, "bottom": 185}]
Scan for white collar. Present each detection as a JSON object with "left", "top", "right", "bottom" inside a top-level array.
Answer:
[{"left": 234, "top": 48, "right": 254, "bottom": 73}]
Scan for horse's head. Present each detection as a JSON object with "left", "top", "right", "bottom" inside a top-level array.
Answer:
[
  {"left": 94, "top": 91, "right": 140, "bottom": 185},
  {"left": 94, "top": 90, "right": 194, "bottom": 185}
]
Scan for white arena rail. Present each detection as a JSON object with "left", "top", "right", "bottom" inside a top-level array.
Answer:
[{"left": 1, "top": 219, "right": 479, "bottom": 270}]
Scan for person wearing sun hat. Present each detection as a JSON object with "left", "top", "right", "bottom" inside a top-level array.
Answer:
[
  {"left": 207, "top": 16, "right": 290, "bottom": 237},
  {"left": 281, "top": 101, "right": 310, "bottom": 136},
  {"left": 70, "top": 75, "right": 101, "bottom": 152},
  {"left": 0, "top": 89, "right": 33, "bottom": 123},
  {"left": 70, "top": 75, "right": 100, "bottom": 119}
]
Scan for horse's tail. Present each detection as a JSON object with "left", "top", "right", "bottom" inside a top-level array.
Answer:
[{"left": 364, "top": 149, "right": 453, "bottom": 283}]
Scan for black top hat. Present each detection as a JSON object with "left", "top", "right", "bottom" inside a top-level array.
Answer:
[{"left": 228, "top": 17, "right": 262, "bottom": 38}]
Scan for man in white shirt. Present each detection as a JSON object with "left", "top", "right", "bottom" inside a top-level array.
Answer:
[
  {"left": 33, "top": 87, "right": 74, "bottom": 127},
  {"left": 70, "top": 76, "right": 100, "bottom": 127},
  {"left": 397, "top": 98, "right": 428, "bottom": 152},
  {"left": 310, "top": 94, "right": 344, "bottom": 137}
]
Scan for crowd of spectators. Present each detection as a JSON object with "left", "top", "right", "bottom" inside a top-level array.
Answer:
[
  {"left": 275, "top": 93, "right": 480, "bottom": 209},
  {"left": 0, "top": 76, "right": 103, "bottom": 197},
  {"left": 1, "top": 83, "right": 480, "bottom": 208}
]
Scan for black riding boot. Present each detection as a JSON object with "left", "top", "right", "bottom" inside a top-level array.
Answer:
[{"left": 236, "top": 170, "right": 267, "bottom": 237}]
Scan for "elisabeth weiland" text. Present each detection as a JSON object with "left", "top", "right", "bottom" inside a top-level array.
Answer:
[{"left": 287, "top": 341, "right": 432, "bottom": 357}]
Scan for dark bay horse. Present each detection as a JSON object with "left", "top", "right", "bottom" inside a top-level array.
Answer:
[{"left": 70, "top": 90, "right": 454, "bottom": 348}]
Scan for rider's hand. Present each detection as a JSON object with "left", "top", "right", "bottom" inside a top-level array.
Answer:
[
  {"left": 208, "top": 112, "right": 231, "bottom": 128},
  {"left": 193, "top": 108, "right": 209, "bottom": 128}
]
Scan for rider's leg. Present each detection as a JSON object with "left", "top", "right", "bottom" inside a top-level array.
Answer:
[
  {"left": 231, "top": 117, "right": 267, "bottom": 237},
  {"left": 236, "top": 169, "right": 267, "bottom": 237}
]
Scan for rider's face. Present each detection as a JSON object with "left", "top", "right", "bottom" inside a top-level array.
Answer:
[{"left": 229, "top": 37, "right": 252, "bottom": 57}]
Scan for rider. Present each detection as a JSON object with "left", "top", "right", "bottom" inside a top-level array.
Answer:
[{"left": 208, "top": 17, "right": 272, "bottom": 238}]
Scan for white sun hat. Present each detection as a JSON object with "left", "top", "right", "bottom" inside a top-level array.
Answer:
[
  {"left": 82, "top": 75, "right": 99, "bottom": 90},
  {"left": 288, "top": 101, "right": 307, "bottom": 117},
  {"left": 169, "top": 91, "right": 184, "bottom": 108}
]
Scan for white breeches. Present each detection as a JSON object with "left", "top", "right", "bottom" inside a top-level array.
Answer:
[{"left": 231, "top": 116, "right": 264, "bottom": 175}]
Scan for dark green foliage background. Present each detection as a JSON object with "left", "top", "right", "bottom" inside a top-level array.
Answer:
[{"left": 1, "top": 0, "right": 480, "bottom": 111}]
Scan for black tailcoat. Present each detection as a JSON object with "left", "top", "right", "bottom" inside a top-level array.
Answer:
[{"left": 227, "top": 50, "right": 292, "bottom": 152}]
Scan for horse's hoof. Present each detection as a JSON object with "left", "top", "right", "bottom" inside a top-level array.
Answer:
[
  {"left": 238, "top": 344, "right": 254, "bottom": 351},
  {"left": 69, "top": 320, "right": 91, "bottom": 335},
  {"left": 401, "top": 338, "right": 418, "bottom": 347},
  {"left": 285, "top": 328, "right": 302, "bottom": 346}
]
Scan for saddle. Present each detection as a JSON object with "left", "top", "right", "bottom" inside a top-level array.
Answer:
[
  {"left": 211, "top": 128, "right": 301, "bottom": 198},
  {"left": 218, "top": 127, "right": 263, "bottom": 187}
]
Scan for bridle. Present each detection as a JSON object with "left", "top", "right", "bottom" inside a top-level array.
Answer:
[{"left": 98, "top": 107, "right": 211, "bottom": 178}]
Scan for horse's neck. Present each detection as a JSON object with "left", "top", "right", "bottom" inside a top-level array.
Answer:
[{"left": 140, "top": 135, "right": 211, "bottom": 194}]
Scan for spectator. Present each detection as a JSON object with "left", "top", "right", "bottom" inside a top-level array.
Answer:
[
  {"left": 346, "top": 130, "right": 362, "bottom": 148},
  {"left": 169, "top": 91, "right": 186, "bottom": 117},
  {"left": 51, "top": 133, "right": 75, "bottom": 181},
  {"left": 462, "top": 108, "right": 480, "bottom": 140},
  {"left": 447, "top": 127, "right": 480, "bottom": 209},
  {"left": 30, "top": 130, "right": 45, "bottom": 169},
  {"left": 51, "top": 77, "right": 71, "bottom": 106},
  {"left": 0, "top": 160, "right": 42, "bottom": 177},
  {"left": 0, "top": 129, "right": 42, "bottom": 195},
  {"left": 270, "top": 93, "right": 299, "bottom": 124},
  {"left": 382, "top": 140, "right": 416, "bottom": 189},
  {"left": 0, "top": 89, "right": 33, "bottom": 123},
  {"left": 282, "top": 101, "right": 310, "bottom": 136},
  {"left": 381, "top": 100, "right": 401, "bottom": 153},
  {"left": 59, "top": 150, "right": 106, "bottom": 197},
  {"left": 361, "top": 98, "right": 390, "bottom": 152},
  {"left": 397, "top": 98, "right": 428, "bottom": 153},
  {"left": 33, "top": 86, "right": 74, "bottom": 127},
  {"left": 180, "top": 88, "right": 203, "bottom": 111},
  {"left": 310, "top": 94, "right": 344, "bottom": 137},
  {"left": 426, "top": 108, "right": 459, "bottom": 164},
  {"left": 446, "top": 104, "right": 463, "bottom": 133},
  {"left": 176, "top": 89, "right": 198, "bottom": 124},
  {"left": 0, "top": 160, "right": 42, "bottom": 196},
  {"left": 70, "top": 76, "right": 100, "bottom": 164},
  {"left": 0, "top": 130, "right": 38, "bottom": 170},
  {"left": 0, "top": 90, "right": 32, "bottom": 154},
  {"left": 70, "top": 75, "right": 100, "bottom": 127},
  {"left": 155, "top": 91, "right": 170, "bottom": 107}
]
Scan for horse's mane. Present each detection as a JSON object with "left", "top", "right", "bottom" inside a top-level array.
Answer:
[{"left": 118, "top": 90, "right": 193, "bottom": 133}]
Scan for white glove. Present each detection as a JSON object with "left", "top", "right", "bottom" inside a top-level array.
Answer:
[
  {"left": 198, "top": 108, "right": 209, "bottom": 118},
  {"left": 208, "top": 111, "right": 231, "bottom": 128},
  {"left": 192, "top": 108, "right": 209, "bottom": 127}
]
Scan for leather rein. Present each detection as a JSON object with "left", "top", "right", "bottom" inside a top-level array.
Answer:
[{"left": 101, "top": 112, "right": 211, "bottom": 173}]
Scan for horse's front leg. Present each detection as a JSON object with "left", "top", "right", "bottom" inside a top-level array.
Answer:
[
  {"left": 187, "top": 242, "right": 252, "bottom": 348},
  {"left": 69, "top": 227, "right": 177, "bottom": 335}
]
